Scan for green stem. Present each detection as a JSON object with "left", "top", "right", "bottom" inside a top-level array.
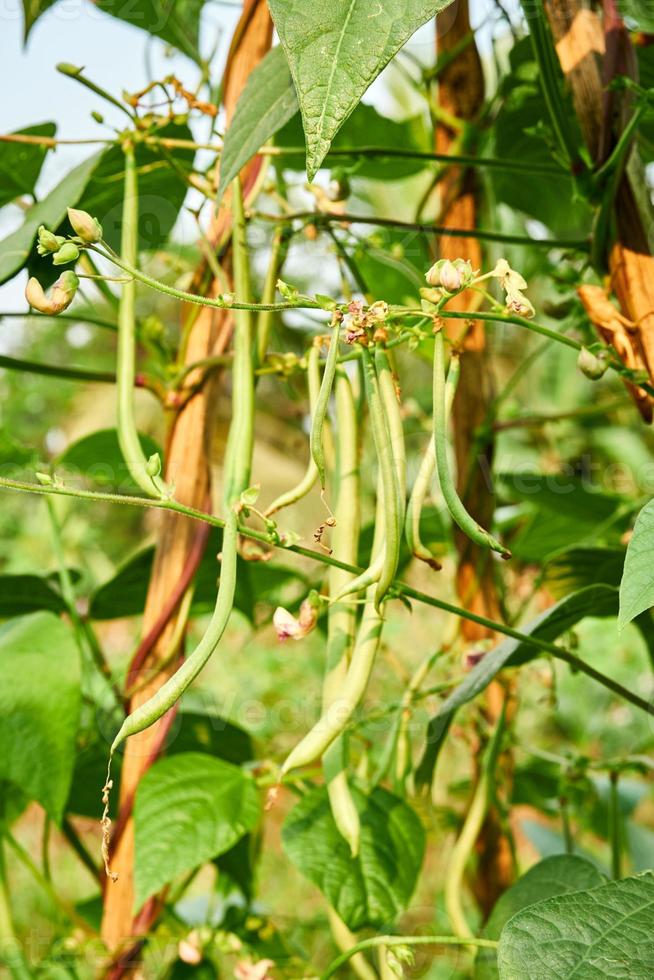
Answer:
[
  {"left": 0, "top": 841, "right": 33, "bottom": 979},
  {"left": 609, "top": 771, "right": 622, "bottom": 879},
  {"left": 251, "top": 211, "right": 589, "bottom": 251},
  {"left": 321, "top": 935, "right": 498, "bottom": 980},
  {"left": 116, "top": 144, "right": 167, "bottom": 498},
  {"left": 0, "top": 310, "right": 117, "bottom": 331},
  {"left": 522, "top": 2, "right": 585, "bottom": 170},
  {"left": 256, "top": 225, "right": 291, "bottom": 365},
  {"left": 263, "top": 144, "right": 565, "bottom": 175},
  {"left": 0, "top": 476, "right": 651, "bottom": 718},
  {"left": 0, "top": 354, "right": 116, "bottom": 386},
  {"left": 89, "top": 245, "right": 321, "bottom": 314},
  {"left": 56, "top": 63, "right": 134, "bottom": 119}
]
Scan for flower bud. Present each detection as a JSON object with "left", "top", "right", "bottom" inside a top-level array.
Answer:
[
  {"left": 146, "top": 452, "right": 162, "bottom": 477},
  {"left": 52, "top": 242, "right": 80, "bottom": 266},
  {"left": 67, "top": 207, "right": 103, "bottom": 243},
  {"left": 26, "top": 272, "right": 79, "bottom": 315},
  {"left": 577, "top": 346, "right": 609, "bottom": 380},
  {"left": 37, "top": 225, "right": 66, "bottom": 256},
  {"left": 425, "top": 258, "right": 473, "bottom": 292}
]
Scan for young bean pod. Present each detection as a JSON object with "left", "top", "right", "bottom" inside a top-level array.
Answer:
[
  {"left": 264, "top": 342, "right": 321, "bottom": 517},
  {"left": 361, "top": 346, "right": 402, "bottom": 610},
  {"left": 323, "top": 370, "right": 361, "bottom": 855},
  {"left": 279, "top": 497, "right": 385, "bottom": 777},
  {"left": 116, "top": 144, "right": 169, "bottom": 499},
  {"left": 109, "top": 178, "right": 254, "bottom": 755},
  {"left": 405, "top": 352, "right": 460, "bottom": 569},
  {"left": 432, "top": 328, "right": 510, "bottom": 558},
  {"left": 310, "top": 318, "right": 341, "bottom": 491}
]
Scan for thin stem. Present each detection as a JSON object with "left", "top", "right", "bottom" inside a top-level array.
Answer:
[
  {"left": 321, "top": 935, "right": 498, "bottom": 980},
  {"left": 609, "top": 770, "right": 623, "bottom": 879},
  {"left": 56, "top": 63, "right": 134, "bottom": 120},
  {"left": 0, "top": 354, "right": 116, "bottom": 385},
  {"left": 61, "top": 818, "right": 101, "bottom": 883},
  {"left": 0, "top": 310, "right": 117, "bottom": 332},
  {"left": 251, "top": 211, "right": 589, "bottom": 251}
]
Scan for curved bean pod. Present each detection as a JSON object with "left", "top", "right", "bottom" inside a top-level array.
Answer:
[
  {"left": 310, "top": 319, "right": 341, "bottom": 491},
  {"left": 264, "top": 342, "right": 321, "bottom": 516},
  {"left": 433, "top": 328, "right": 510, "bottom": 558},
  {"left": 116, "top": 144, "right": 168, "bottom": 499},
  {"left": 324, "top": 370, "right": 361, "bottom": 855},
  {"left": 405, "top": 352, "right": 460, "bottom": 568},
  {"left": 280, "top": 496, "right": 385, "bottom": 777},
  {"left": 110, "top": 178, "right": 254, "bottom": 754}
]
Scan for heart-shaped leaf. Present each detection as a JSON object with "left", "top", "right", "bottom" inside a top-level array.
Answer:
[
  {"left": 497, "top": 872, "right": 654, "bottom": 979},
  {"left": 619, "top": 500, "right": 654, "bottom": 630},
  {"left": 282, "top": 784, "right": 425, "bottom": 930},
  {"left": 134, "top": 752, "right": 260, "bottom": 911}
]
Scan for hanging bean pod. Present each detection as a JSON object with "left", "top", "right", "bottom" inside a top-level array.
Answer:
[
  {"left": 432, "top": 327, "right": 510, "bottom": 558},
  {"left": 405, "top": 351, "right": 460, "bottom": 568},
  {"left": 310, "top": 317, "right": 341, "bottom": 491},
  {"left": 116, "top": 144, "right": 169, "bottom": 499}
]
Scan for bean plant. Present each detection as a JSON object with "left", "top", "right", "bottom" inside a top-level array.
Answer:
[{"left": 2, "top": 0, "right": 654, "bottom": 977}]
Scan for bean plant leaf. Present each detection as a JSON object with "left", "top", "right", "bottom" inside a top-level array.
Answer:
[
  {"left": 96, "top": 0, "right": 206, "bottom": 62},
  {"left": 268, "top": 0, "right": 455, "bottom": 178},
  {"left": 0, "top": 151, "right": 102, "bottom": 285},
  {"left": 415, "top": 585, "right": 618, "bottom": 787},
  {"left": 619, "top": 500, "right": 654, "bottom": 630},
  {"left": 89, "top": 528, "right": 307, "bottom": 621},
  {"left": 282, "top": 784, "right": 425, "bottom": 930},
  {"left": 0, "top": 574, "right": 65, "bottom": 617},
  {"left": 0, "top": 612, "right": 80, "bottom": 822},
  {"left": 218, "top": 45, "right": 299, "bottom": 202},
  {"left": 56, "top": 428, "right": 163, "bottom": 495},
  {"left": 134, "top": 752, "right": 261, "bottom": 912},
  {"left": 497, "top": 871, "right": 654, "bottom": 979},
  {"left": 0, "top": 123, "right": 56, "bottom": 208},
  {"left": 22, "top": 0, "right": 56, "bottom": 38},
  {"left": 475, "top": 855, "right": 606, "bottom": 979}
]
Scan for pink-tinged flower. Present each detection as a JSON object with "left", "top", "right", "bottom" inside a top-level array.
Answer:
[
  {"left": 273, "top": 597, "right": 318, "bottom": 642},
  {"left": 425, "top": 258, "right": 473, "bottom": 292},
  {"left": 25, "top": 271, "right": 79, "bottom": 315},
  {"left": 178, "top": 938, "right": 202, "bottom": 965},
  {"left": 234, "top": 959, "right": 275, "bottom": 980}
]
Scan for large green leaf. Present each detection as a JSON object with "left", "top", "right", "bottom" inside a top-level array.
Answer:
[
  {"left": 476, "top": 856, "right": 606, "bottom": 979},
  {"left": 0, "top": 612, "right": 80, "bottom": 821},
  {"left": 56, "top": 427, "right": 163, "bottom": 496},
  {"left": 497, "top": 872, "right": 654, "bottom": 979},
  {"left": 0, "top": 574, "right": 65, "bottom": 617},
  {"left": 498, "top": 471, "right": 625, "bottom": 562},
  {"left": 134, "top": 752, "right": 260, "bottom": 911},
  {"left": 79, "top": 123, "right": 195, "bottom": 252},
  {"left": 415, "top": 585, "right": 618, "bottom": 787},
  {"left": 268, "top": 0, "right": 453, "bottom": 178},
  {"left": 0, "top": 124, "right": 56, "bottom": 208},
  {"left": 218, "top": 45, "right": 300, "bottom": 202},
  {"left": 619, "top": 500, "right": 654, "bottom": 630},
  {"left": 89, "top": 527, "right": 307, "bottom": 621},
  {"left": 0, "top": 151, "right": 102, "bottom": 285},
  {"left": 282, "top": 784, "right": 425, "bottom": 930},
  {"left": 96, "top": 0, "right": 205, "bottom": 62},
  {"left": 22, "top": 0, "right": 56, "bottom": 37}
]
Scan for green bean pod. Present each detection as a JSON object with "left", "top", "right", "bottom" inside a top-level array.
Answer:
[
  {"left": 405, "top": 352, "right": 460, "bottom": 568},
  {"left": 280, "top": 499, "right": 385, "bottom": 777},
  {"left": 432, "top": 328, "right": 510, "bottom": 558},
  {"left": 324, "top": 371, "right": 361, "bottom": 855},
  {"left": 264, "top": 342, "right": 320, "bottom": 517},
  {"left": 110, "top": 508, "right": 239, "bottom": 754},
  {"left": 310, "top": 319, "right": 341, "bottom": 490},
  {"left": 362, "top": 347, "right": 402, "bottom": 610},
  {"left": 116, "top": 144, "right": 168, "bottom": 499},
  {"left": 110, "top": 178, "right": 254, "bottom": 756}
]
